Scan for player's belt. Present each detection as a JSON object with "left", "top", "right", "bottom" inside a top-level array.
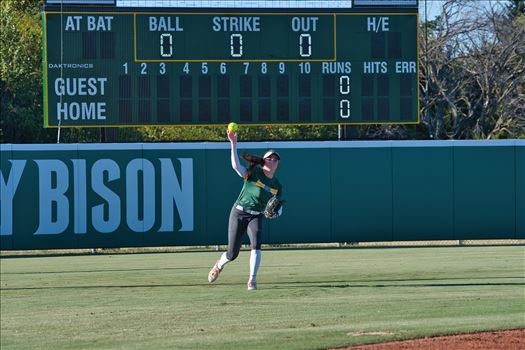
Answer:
[{"left": 235, "top": 205, "right": 261, "bottom": 216}]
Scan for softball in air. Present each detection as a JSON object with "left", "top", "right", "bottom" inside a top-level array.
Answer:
[{"left": 227, "top": 122, "right": 239, "bottom": 132}]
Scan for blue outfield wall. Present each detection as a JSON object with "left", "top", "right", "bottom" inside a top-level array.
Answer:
[{"left": 0, "top": 140, "right": 523, "bottom": 250}]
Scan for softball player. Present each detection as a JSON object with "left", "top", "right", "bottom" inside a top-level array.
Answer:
[{"left": 208, "top": 130, "right": 283, "bottom": 290}]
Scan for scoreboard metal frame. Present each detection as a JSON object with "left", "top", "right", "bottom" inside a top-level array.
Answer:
[{"left": 42, "top": 1, "right": 420, "bottom": 128}]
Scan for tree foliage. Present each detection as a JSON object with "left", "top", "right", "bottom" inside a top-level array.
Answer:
[
  {"left": 419, "top": 0, "right": 525, "bottom": 139},
  {"left": 0, "top": 0, "right": 55, "bottom": 142},
  {"left": 1, "top": 0, "right": 523, "bottom": 143}
]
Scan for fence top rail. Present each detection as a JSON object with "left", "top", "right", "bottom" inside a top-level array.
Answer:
[{"left": 1, "top": 139, "right": 523, "bottom": 152}]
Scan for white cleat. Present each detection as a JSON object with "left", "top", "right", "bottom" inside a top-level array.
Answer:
[
  {"left": 247, "top": 280, "right": 257, "bottom": 291},
  {"left": 208, "top": 262, "right": 222, "bottom": 283}
]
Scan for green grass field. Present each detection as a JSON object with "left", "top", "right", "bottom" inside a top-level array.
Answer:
[{"left": 1, "top": 246, "right": 524, "bottom": 350}]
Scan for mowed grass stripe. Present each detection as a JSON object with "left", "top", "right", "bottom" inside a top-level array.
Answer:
[{"left": 1, "top": 246, "right": 524, "bottom": 350}]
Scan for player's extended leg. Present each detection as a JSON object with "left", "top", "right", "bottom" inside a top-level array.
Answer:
[
  {"left": 246, "top": 215, "right": 263, "bottom": 290},
  {"left": 208, "top": 206, "right": 249, "bottom": 283}
]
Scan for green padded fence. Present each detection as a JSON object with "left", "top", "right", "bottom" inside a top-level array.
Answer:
[{"left": 1, "top": 140, "right": 523, "bottom": 250}]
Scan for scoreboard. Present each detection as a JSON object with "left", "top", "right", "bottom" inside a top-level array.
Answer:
[{"left": 42, "top": 0, "right": 419, "bottom": 127}]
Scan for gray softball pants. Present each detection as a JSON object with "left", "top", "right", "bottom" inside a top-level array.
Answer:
[{"left": 226, "top": 205, "right": 263, "bottom": 261}]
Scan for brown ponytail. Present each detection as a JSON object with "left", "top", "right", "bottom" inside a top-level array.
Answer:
[{"left": 241, "top": 153, "right": 264, "bottom": 180}]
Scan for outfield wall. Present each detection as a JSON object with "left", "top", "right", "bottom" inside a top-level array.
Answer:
[{"left": 1, "top": 140, "right": 524, "bottom": 250}]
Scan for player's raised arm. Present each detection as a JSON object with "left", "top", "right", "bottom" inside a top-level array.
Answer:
[{"left": 227, "top": 129, "right": 246, "bottom": 178}]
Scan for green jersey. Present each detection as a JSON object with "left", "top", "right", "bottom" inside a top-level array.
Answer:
[{"left": 235, "top": 167, "right": 282, "bottom": 212}]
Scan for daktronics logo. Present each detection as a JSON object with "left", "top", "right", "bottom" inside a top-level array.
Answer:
[
  {"left": 0, "top": 157, "right": 194, "bottom": 235},
  {"left": 48, "top": 63, "right": 94, "bottom": 69}
]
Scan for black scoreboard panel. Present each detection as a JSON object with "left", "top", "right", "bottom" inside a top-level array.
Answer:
[{"left": 43, "top": 7, "right": 419, "bottom": 127}]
